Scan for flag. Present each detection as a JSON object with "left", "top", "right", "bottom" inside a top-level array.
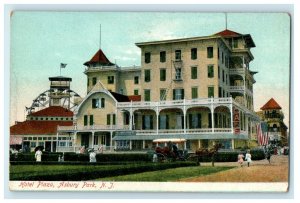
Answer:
[
  {"left": 60, "top": 63, "right": 67, "bottom": 68},
  {"left": 256, "top": 122, "right": 269, "bottom": 146}
]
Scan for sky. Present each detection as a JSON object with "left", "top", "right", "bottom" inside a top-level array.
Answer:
[{"left": 10, "top": 12, "right": 290, "bottom": 127}]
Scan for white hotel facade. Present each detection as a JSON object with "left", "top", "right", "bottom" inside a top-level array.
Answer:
[{"left": 57, "top": 29, "right": 260, "bottom": 152}]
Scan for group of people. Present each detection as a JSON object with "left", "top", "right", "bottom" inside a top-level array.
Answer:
[
  {"left": 237, "top": 150, "right": 252, "bottom": 167},
  {"left": 238, "top": 148, "right": 272, "bottom": 167}
]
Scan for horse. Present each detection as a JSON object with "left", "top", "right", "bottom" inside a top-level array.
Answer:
[
  {"left": 195, "top": 143, "right": 223, "bottom": 166},
  {"left": 155, "top": 146, "right": 176, "bottom": 162}
]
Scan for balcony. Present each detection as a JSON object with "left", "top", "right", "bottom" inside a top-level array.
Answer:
[
  {"left": 85, "top": 65, "right": 119, "bottom": 73},
  {"left": 134, "top": 128, "right": 233, "bottom": 135},
  {"left": 229, "top": 67, "right": 245, "bottom": 75},
  {"left": 58, "top": 125, "right": 130, "bottom": 132},
  {"left": 117, "top": 97, "right": 233, "bottom": 109}
]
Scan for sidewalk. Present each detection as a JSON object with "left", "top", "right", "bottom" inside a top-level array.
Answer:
[{"left": 180, "top": 155, "right": 289, "bottom": 182}]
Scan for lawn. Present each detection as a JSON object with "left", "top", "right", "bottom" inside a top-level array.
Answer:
[
  {"left": 97, "top": 166, "right": 234, "bottom": 182},
  {"left": 9, "top": 162, "right": 199, "bottom": 181}
]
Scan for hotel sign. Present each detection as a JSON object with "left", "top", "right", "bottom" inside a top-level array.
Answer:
[{"left": 233, "top": 107, "right": 240, "bottom": 134}]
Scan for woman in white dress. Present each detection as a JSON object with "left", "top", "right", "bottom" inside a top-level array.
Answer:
[
  {"left": 35, "top": 149, "right": 42, "bottom": 162},
  {"left": 245, "top": 150, "right": 252, "bottom": 167}
]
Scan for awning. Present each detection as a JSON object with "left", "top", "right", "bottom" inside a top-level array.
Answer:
[
  {"left": 153, "top": 138, "right": 186, "bottom": 143},
  {"left": 10, "top": 136, "right": 23, "bottom": 145}
]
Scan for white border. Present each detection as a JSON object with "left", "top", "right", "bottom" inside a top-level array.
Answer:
[{"left": 2, "top": 2, "right": 297, "bottom": 201}]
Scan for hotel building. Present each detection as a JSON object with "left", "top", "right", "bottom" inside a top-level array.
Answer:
[{"left": 56, "top": 29, "right": 260, "bottom": 152}]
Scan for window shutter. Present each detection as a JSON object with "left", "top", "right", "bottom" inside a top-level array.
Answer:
[
  {"left": 90, "top": 115, "right": 94, "bottom": 126},
  {"left": 107, "top": 114, "right": 110, "bottom": 125},
  {"left": 182, "top": 89, "right": 185, "bottom": 99},
  {"left": 173, "top": 89, "right": 176, "bottom": 100},
  {"left": 113, "top": 114, "right": 116, "bottom": 125},
  {"left": 84, "top": 115, "right": 88, "bottom": 126}
]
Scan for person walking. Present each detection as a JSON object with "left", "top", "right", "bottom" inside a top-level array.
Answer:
[
  {"left": 237, "top": 153, "right": 244, "bottom": 167},
  {"left": 89, "top": 149, "right": 97, "bottom": 163},
  {"left": 35, "top": 148, "right": 42, "bottom": 162},
  {"left": 245, "top": 150, "right": 252, "bottom": 167}
]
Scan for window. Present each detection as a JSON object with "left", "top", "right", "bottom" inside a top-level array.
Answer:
[
  {"left": 108, "top": 76, "right": 114, "bottom": 84},
  {"left": 160, "top": 51, "right": 166, "bottom": 62},
  {"left": 175, "top": 50, "right": 181, "bottom": 61},
  {"left": 207, "top": 47, "right": 213, "bottom": 58},
  {"left": 119, "top": 89, "right": 123, "bottom": 94},
  {"left": 144, "top": 89, "right": 151, "bottom": 101},
  {"left": 189, "top": 114, "right": 202, "bottom": 129},
  {"left": 145, "top": 52, "right": 151, "bottom": 63},
  {"left": 218, "top": 66, "right": 220, "bottom": 79},
  {"left": 173, "top": 89, "right": 184, "bottom": 100},
  {"left": 208, "top": 65, "right": 214, "bottom": 78},
  {"left": 208, "top": 86, "right": 214, "bottom": 98},
  {"left": 233, "top": 38, "right": 238, "bottom": 48},
  {"left": 175, "top": 68, "right": 182, "bottom": 80},
  {"left": 92, "top": 77, "right": 97, "bottom": 85},
  {"left": 134, "top": 89, "right": 139, "bottom": 95},
  {"left": 191, "top": 48, "right": 197, "bottom": 60},
  {"left": 218, "top": 48, "right": 220, "bottom": 59},
  {"left": 134, "top": 76, "right": 139, "bottom": 84},
  {"left": 30, "top": 142, "right": 37, "bottom": 148},
  {"left": 94, "top": 136, "right": 98, "bottom": 145},
  {"left": 192, "top": 87, "right": 198, "bottom": 99},
  {"left": 92, "top": 98, "right": 99, "bottom": 108},
  {"left": 160, "top": 89, "right": 167, "bottom": 101},
  {"left": 191, "top": 66, "right": 197, "bottom": 79},
  {"left": 101, "top": 98, "right": 105, "bottom": 108},
  {"left": 144, "top": 69, "right": 151, "bottom": 82},
  {"left": 84, "top": 115, "right": 88, "bottom": 126},
  {"left": 142, "top": 115, "right": 154, "bottom": 130},
  {"left": 160, "top": 69, "right": 166, "bottom": 81},
  {"left": 89, "top": 115, "right": 94, "bottom": 126},
  {"left": 87, "top": 78, "right": 89, "bottom": 87}
]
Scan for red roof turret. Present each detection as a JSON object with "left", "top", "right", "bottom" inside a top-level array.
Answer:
[
  {"left": 260, "top": 98, "right": 282, "bottom": 110},
  {"left": 84, "top": 49, "right": 114, "bottom": 66}
]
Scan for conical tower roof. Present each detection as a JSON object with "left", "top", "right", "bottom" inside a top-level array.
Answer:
[
  {"left": 260, "top": 98, "right": 282, "bottom": 110},
  {"left": 84, "top": 49, "right": 114, "bottom": 66}
]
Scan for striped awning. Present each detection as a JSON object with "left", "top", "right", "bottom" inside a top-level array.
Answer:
[{"left": 10, "top": 136, "right": 23, "bottom": 145}]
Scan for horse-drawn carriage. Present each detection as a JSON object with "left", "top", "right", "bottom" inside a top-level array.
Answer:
[{"left": 153, "top": 138, "right": 189, "bottom": 162}]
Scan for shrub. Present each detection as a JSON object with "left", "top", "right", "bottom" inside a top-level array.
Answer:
[{"left": 250, "top": 149, "right": 265, "bottom": 160}]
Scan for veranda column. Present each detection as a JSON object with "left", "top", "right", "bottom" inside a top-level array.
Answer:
[
  {"left": 198, "top": 140, "right": 201, "bottom": 149},
  {"left": 110, "top": 131, "right": 113, "bottom": 151},
  {"left": 56, "top": 132, "right": 59, "bottom": 152},
  {"left": 73, "top": 132, "right": 77, "bottom": 152},
  {"left": 184, "top": 141, "right": 187, "bottom": 150},
  {"left": 230, "top": 102, "right": 233, "bottom": 133},
  {"left": 129, "top": 140, "right": 132, "bottom": 150},
  {"left": 91, "top": 131, "right": 94, "bottom": 149},
  {"left": 231, "top": 139, "right": 235, "bottom": 149},
  {"left": 142, "top": 140, "right": 145, "bottom": 149},
  {"left": 183, "top": 99, "right": 186, "bottom": 133},
  {"left": 211, "top": 100, "right": 214, "bottom": 133},
  {"left": 156, "top": 107, "right": 159, "bottom": 135}
]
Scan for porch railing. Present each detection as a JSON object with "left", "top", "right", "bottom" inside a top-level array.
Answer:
[
  {"left": 58, "top": 125, "right": 130, "bottom": 132},
  {"left": 117, "top": 97, "right": 233, "bottom": 108},
  {"left": 134, "top": 128, "right": 232, "bottom": 135}
]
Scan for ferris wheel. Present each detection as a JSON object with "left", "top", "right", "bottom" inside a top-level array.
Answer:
[{"left": 25, "top": 76, "right": 82, "bottom": 115}]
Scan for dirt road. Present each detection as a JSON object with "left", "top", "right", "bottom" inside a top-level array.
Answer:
[{"left": 180, "top": 155, "right": 289, "bottom": 182}]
